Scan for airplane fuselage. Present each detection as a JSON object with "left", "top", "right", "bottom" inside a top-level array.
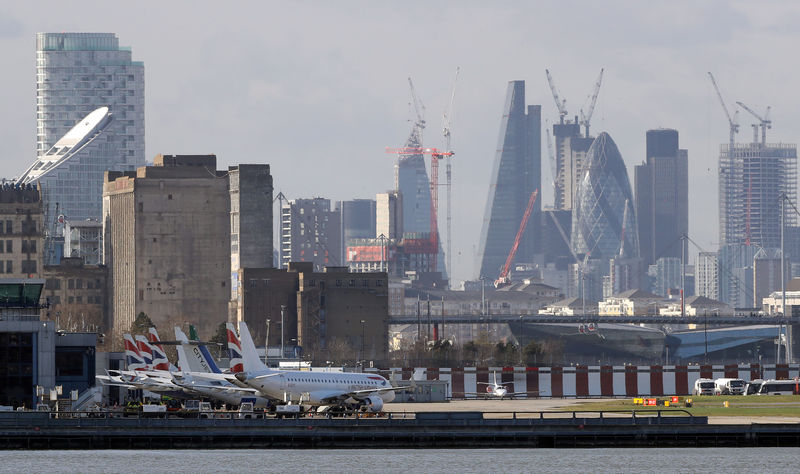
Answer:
[{"left": 241, "top": 370, "right": 396, "bottom": 406}]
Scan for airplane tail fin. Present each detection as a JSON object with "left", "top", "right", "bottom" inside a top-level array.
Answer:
[
  {"left": 134, "top": 335, "right": 154, "bottom": 369},
  {"left": 226, "top": 323, "right": 244, "bottom": 373},
  {"left": 123, "top": 333, "right": 146, "bottom": 371},
  {"left": 173, "top": 326, "right": 221, "bottom": 374},
  {"left": 187, "top": 324, "right": 222, "bottom": 373},
  {"left": 147, "top": 327, "right": 170, "bottom": 371},
  {"left": 238, "top": 321, "right": 267, "bottom": 372}
]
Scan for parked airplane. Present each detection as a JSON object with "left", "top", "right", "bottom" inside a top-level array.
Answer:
[
  {"left": 232, "top": 321, "right": 406, "bottom": 413},
  {"left": 226, "top": 323, "right": 244, "bottom": 373},
  {"left": 470, "top": 372, "right": 515, "bottom": 399}
]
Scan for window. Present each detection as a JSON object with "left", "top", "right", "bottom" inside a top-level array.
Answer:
[
  {"left": 362, "top": 279, "right": 369, "bottom": 288},
  {"left": 21, "top": 260, "right": 36, "bottom": 274},
  {"left": 68, "top": 279, "right": 74, "bottom": 290},
  {"left": 5, "top": 240, "right": 11, "bottom": 253},
  {"left": 5, "top": 261, "right": 11, "bottom": 274},
  {"left": 68, "top": 296, "right": 74, "bottom": 304},
  {"left": 5, "top": 221, "right": 11, "bottom": 233},
  {"left": 349, "top": 279, "right": 355, "bottom": 287},
  {"left": 29, "top": 241, "right": 36, "bottom": 253},
  {"left": 376, "top": 279, "right": 384, "bottom": 287},
  {"left": 335, "top": 279, "right": 342, "bottom": 287}
]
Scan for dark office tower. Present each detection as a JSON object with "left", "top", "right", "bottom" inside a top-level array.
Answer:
[
  {"left": 571, "top": 132, "right": 639, "bottom": 259},
  {"left": 338, "top": 199, "right": 376, "bottom": 259},
  {"left": 476, "top": 81, "right": 541, "bottom": 281},
  {"left": 635, "top": 129, "right": 688, "bottom": 267}
]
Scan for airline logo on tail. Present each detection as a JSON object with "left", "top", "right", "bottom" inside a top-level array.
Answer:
[
  {"left": 147, "top": 328, "right": 170, "bottom": 371},
  {"left": 226, "top": 323, "right": 244, "bottom": 373},
  {"left": 135, "top": 335, "right": 154, "bottom": 368},
  {"left": 123, "top": 334, "right": 147, "bottom": 371}
]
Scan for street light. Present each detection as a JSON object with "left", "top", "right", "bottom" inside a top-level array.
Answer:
[
  {"left": 360, "top": 319, "right": 366, "bottom": 362},
  {"left": 265, "top": 319, "right": 271, "bottom": 363},
  {"left": 280, "top": 305, "right": 286, "bottom": 359}
]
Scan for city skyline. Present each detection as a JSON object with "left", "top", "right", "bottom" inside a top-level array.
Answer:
[{"left": 2, "top": 2, "right": 800, "bottom": 285}]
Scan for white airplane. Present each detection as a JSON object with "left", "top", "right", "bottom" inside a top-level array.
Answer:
[
  {"left": 471, "top": 372, "right": 515, "bottom": 399},
  {"left": 232, "top": 321, "right": 407, "bottom": 413}
]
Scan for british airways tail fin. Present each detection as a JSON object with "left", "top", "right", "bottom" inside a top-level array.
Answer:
[
  {"left": 225, "top": 323, "right": 244, "bottom": 373},
  {"left": 147, "top": 328, "right": 171, "bottom": 371},
  {"left": 238, "top": 321, "right": 267, "bottom": 372},
  {"left": 134, "top": 335, "right": 154, "bottom": 369},
  {"left": 123, "top": 333, "right": 146, "bottom": 371}
]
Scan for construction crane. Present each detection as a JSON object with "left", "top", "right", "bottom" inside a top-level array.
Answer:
[
  {"left": 708, "top": 72, "right": 740, "bottom": 155},
  {"left": 545, "top": 69, "right": 568, "bottom": 124},
  {"left": 385, "top": 147, "right": 453, "bottom": 268},
  {"left": 494, "top": 189, "right": 539, "bottom": 287},
  {"left": 408, "top": 77, "right": 426, "bottom": 143},
  {"left": 442, "top": 67, "right": 459, "bottom": 287},
  {"left": 579, "top": 68, "right": 604, "bottom": 138},
  {"left": 736, "top": 101, "right": 772, "bottom": 147}
]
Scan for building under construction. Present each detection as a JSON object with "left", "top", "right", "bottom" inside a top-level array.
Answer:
[{"left": 719, "top": 142, "right": 797, "bottom": 250}]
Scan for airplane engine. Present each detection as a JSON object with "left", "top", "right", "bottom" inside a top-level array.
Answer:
[{"left": 362, "top": 395, "right": 384, "bottom": 412}]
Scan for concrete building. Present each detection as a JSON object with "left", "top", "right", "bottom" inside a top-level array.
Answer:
[
  {"left": 103, "top": 155, "right": 231, "bottom": 345},
  {"left": 659, "top": 295, "right": 731, "bottom": 317},
  {"left": 235, "top": 263, "right": 389, "bottom": 363},
  {"left": 0, "top": 184, "right": 44, "bottom": 279},
  {"left": 376, "top": 191, "right": 403, "bottom": 240},
  {"left": 695, "top": 252, "right": 719, "bottom": 300},
  {"left": 635, "top": 129, "right": 688, "bottom": 267},
  {"left": 553, "top": 120, "right": 594, "bottom": 211},
  {"left": 338, "top": 199, "right": 375, "bottom": 258},
  {"left": 280, "top": 198, "right": 341, "bottom": 271},
  {"left": 41, "top": 257, "right": 109, "bottom": 340},
  {"left": 476, "top": 81, "right": 541, "bottom": 281},
  {"left": 36, "top": 33, "right": 144, "bottom": 164},
  {"left": 228, "top": 164, "right": 273, "bottom": 319}
]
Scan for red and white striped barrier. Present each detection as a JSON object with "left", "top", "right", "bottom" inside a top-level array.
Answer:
[{"left": 369, "top": 364, "right": 800, "bottom": 398}]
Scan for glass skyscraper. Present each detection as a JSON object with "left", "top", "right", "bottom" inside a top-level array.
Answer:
[
  {"left": 571, "top": 132, "right": 639, "bottom": 259},
  {"left": 36, "top": 32, "right": 144, "bottom": 163},
  {"left": 476, "top": 81, "right": 541, "bottom": 281}
]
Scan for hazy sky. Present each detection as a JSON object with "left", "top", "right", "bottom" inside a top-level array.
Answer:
[{"left": 1, "top": 1, "right": 799, "bottom": 284}]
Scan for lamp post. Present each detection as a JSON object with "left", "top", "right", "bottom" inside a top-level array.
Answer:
[
  {"left": 360, "top": 319, "right": 366, "bottom": 362},
  {"left": 280, "top": 305, "right": 286, "bottom": 359},
  {"left": 704, "top": 309, "right": 708, "bottom": 365},
  {"left": 265, "top": 319, "right": 271, "bottom": 363}
]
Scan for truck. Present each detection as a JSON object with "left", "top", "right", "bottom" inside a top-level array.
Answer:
[
  {"left": 692, "top": 378, "right": 715, "bottom": 396},
  {"left": 274, "top": 404, "right": 302, "bottom": 418},
  {"left": 714, "top": 378, "right": 746, "bottom": 395},
  {"left": 140, "top": 404, "right": 167, "bottom": 418}
]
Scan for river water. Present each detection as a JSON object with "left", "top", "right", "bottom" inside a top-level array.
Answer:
[{"left": 6, "top": 448, "right": 799, "bottom": 473}]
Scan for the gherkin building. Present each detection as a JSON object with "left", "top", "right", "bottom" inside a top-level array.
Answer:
[{"left": 571, "top": 132, "right": 639, "bottom": 259}]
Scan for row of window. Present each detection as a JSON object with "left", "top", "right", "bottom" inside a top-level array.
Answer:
[
  {"left": 246, "top": 278, "right": 385, "bottom": 289},
  {"left": 48, "top": 295, "right": 103, "bottom": 305},
  {"left": 45, "top": 278, "right": 103, "bottom": 290},
  {"left": 0, "top": 220, "right": 39, "bottom": 234},
  {"left": 0, "top": 261, "right": 36, "bottom": 274}
]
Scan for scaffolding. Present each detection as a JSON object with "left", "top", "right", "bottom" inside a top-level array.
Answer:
[{"left": 719, "top": 142, "right": 797, "bottom": 249}]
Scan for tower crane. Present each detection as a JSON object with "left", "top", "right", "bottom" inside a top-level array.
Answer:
[
  {"left": 708, "top": 72, "right": 740, "bottom": 155},
  {"left": 385, "top": 146, "right": 453, "bottom": 270},
  {"left": 442, "top": 67, "right": 459, "bottom": 287},
  {"left": 579, "top": 69, "right": 604, "bottom": 138},
  {"left": 736, "top": 101, "right": 771, "bottom": 147},
  {"left": 408, "top": 77, "right": 426, "bottom": 143},
  {"left": 494, "top": 189, "right": 538, "bottom": 287},
  {"left": 545, "top": 69, "right": 568, "bottom": 124}
]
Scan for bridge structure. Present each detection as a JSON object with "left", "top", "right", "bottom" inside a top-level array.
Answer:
[{"left": 388, "top": 313, "right": 795, "bottom": 326}]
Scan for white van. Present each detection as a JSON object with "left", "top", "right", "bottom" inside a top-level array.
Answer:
[
  {"left": 756, "top": 379, "right": 799, "bottom": 395},
  {"left": 743, "top": 380, "right": 763, "bottom": 395},
  {"left": 692, "top": 378, "right": 715, "bottom": 396},
  {"left": 714, "top": 378, "right": 746, "bottom": 395}
]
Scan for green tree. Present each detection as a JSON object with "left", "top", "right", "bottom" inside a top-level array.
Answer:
[
  {"left": 130, "top": 312, "right": 155, "bottom": 337},
  {"left": 210, "top": 322, "right": 227, "bottom": 347},
  {"left": 523, "top": 340, "right": 544, "bottom": 365}
]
